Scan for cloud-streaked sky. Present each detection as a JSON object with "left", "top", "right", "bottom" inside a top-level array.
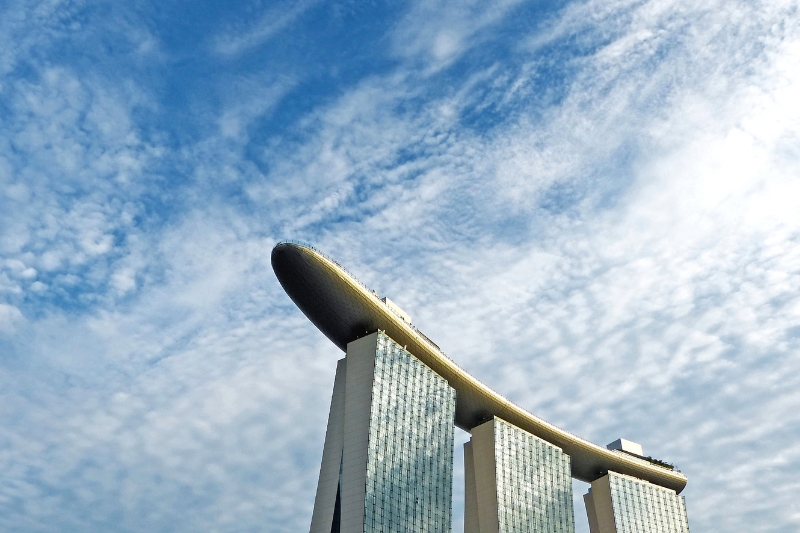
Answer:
[{"left": 1, "top": 0, "right": 798, "bottom": 531}]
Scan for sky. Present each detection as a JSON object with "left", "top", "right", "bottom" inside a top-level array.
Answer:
[{"left": 0, "top": 0, "right": 799, "bottom": 531}]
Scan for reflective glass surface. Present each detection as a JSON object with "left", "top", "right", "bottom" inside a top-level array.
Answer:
[
  {"left": 608, "top": 472, "right": 689, "bottom": 533},
  {"left": 363, "top": 332, "right": 457, "bottom": 533},
  {"left": 494, "top": 418, "right": 575, "bottom": 533}
]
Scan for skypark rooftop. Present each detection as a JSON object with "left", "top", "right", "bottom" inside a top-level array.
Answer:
[{"left": 271, "top": 241, "right": 687, "bottom": 493}]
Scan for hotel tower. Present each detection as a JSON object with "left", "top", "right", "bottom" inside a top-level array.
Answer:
[{"left": 272, "top": 242, "right": 690, "bottom": 533}]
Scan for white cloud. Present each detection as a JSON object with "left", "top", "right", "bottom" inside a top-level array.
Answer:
[
  {"left": 0, "top": 58, "right": 161, "bottom": 307},
  {"left": 29, "top": 281, "right": 47, "bottom": 293},
  {"left": 216, "top": 76, "right": 295, "bottom": 141},
  {"left": 1, "top": 0, "right": 798, "bottom": 531},
  {"left": 213, "top": 0, "right": 323, "bottom": 57},
  {"left": 390, "top": 0, "right": 526, "bottom": 71},
  {"left": 0, "top": 303, "right": 23, "bottom": 333}
]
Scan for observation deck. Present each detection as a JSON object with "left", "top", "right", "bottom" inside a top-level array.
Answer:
[{"left": 271, "top": 241, "right": 687, "bottom": 493}]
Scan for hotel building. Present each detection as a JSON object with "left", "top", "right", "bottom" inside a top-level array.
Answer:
[{"left": 272, "top": 242, "right": 689, "bottom": 533}]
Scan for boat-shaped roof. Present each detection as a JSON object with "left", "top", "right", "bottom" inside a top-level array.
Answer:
[{"left": 271, "top": 241, "right": 687, "bottom": 493}]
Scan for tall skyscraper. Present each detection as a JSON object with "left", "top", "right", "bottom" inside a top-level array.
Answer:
[
  {"left": 584, "top": 472, "right": 689, "bottom": 533},
  {"left": 310, "top": 331, "right": 456, "bottom": 533},
  {"left": 465, "top": 417, "right": 575, "bottom": 533},
  {"left": 271, "top": 241, "right": 690, "bottom": 533}
]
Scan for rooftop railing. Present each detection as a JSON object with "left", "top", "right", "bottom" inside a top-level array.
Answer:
[{"left": 277, "top": 240, "right": 382, "bottom": 299}]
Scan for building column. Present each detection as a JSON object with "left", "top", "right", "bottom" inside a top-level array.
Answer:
[
  {"left": 583, "top": 472, "right": 690, "bottom": 533},
  {"left": 463, "top": 440, "right": 480, "bottom": 533},
  {"left": 464, "top": 417, "right": 575, "bottom": 533},
  {"left": 310, "top": 331, "right": 457, "bottom": 533},
  {"left": 309, "top": 358, "right": 347, "bottom": 533}
]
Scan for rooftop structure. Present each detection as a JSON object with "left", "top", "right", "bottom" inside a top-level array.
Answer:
[
  {"left": 271, "top": 241, "right": 687, "bottom": 493},
  {"left": 607, "top": 439, "right": 644, "bottom": 457}
]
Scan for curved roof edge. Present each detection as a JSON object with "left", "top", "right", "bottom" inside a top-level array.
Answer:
[{"left": 271, "top": 241, "right": 687, "bottom": 493}]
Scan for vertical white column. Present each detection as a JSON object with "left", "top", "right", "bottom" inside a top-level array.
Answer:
[
  {"left": 310, "top": 358, "right": 347, "bottom": 533},
  {"left": 583, "top": 489, "right": 601, "bottom": 533},
  {"left": 470, "top": 419, "right": 500, "bottom": 533},
  {"left": 586, "top": 475, "right": 618, "bottom": 533},
  {"left": 339, "top": 333, "right": 379, "bottom": 533},
  {"left": 463, "top": 440, "right": 480, "bottom": 533}
]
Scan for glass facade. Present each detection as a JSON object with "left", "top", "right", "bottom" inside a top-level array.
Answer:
[
  {"left": 608, "top": 472, "right": 689, "bottom": 533},
  {"left": 363, "top": 331, "right": 457, "bottom": 533},
  {"left": 493, "top": 418, "right": 575, "bottom": 533}
]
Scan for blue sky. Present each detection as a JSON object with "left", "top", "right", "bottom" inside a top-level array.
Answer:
[{"left": 1, "top": 0, "right": 799, "bottom": 531}]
